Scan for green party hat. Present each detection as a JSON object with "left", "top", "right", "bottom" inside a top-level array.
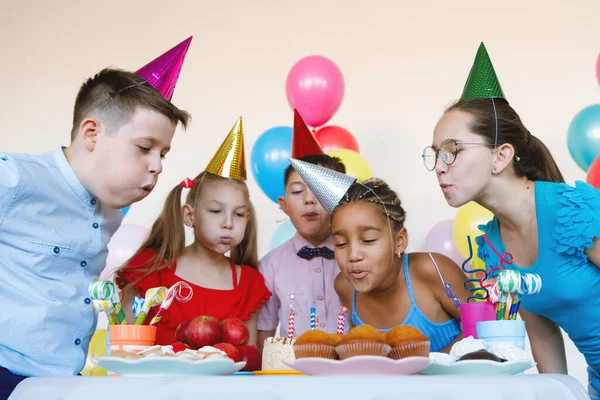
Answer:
[{"left": 460, "top": 43, "right": 505, "bottom": 101}]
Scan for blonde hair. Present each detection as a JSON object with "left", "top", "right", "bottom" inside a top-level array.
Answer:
[{"left": 117, "top": 172, "right": 258, "bottom": 293}]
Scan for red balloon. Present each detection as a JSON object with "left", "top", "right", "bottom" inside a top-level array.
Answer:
[
  {"left": 314, "top": 126, "right": 359, "bottom": 154},
  {"left": 587, "top": 156, "right": 600, "bottom": 189}
]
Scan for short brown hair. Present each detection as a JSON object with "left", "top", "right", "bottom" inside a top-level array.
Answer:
[
  {"left": 284, "top": 154, "right": 346, "bottom": 187},
  {"left": 70, "top": 68, "right": 191, "bottom": 141}
]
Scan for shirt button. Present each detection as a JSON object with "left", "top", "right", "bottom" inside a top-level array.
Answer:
[
  {"left": 92, "top": 222, "right": 99, "bottom": 229},
  {"left": 84, "top": 298, "right": 91, "bottom": 304},
  {"left": 74, "top": 339, "right": 81, "bottom": 346},
  {"left": 316, "top": 268, "right": 321, "bottom": 273},
  {"left": 90, "top": 199, "right": 97, "bottom": 206},
  {"left": 289, "top": 294, "right": 295, "bottom": 300},
  {"left": 53, "top": 246, "right": 60, "bottom": 255},
  {"left": 80, "top": 260, "right": 87, "bottom": 267},
  {"left": 318, "top": 296, "right": 323, "bottom": 301},
  {"left": 319, "top": 323, "right": 325, "bottom": 328}
]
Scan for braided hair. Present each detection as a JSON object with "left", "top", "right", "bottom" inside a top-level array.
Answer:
[{"left": 335, "top": 178, "right": 406, "bottom": 231}]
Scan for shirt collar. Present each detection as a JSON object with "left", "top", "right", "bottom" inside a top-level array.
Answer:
[
  {"left": 52, "top": 147, "right": 95, "bottom": 206},
  {"left": 292, "top": 232, "right": 334, "bottom": 252}
]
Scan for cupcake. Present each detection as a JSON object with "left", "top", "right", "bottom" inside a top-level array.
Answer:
[
  {"left": 336, "top": 325, "right": 391, "bottom": 360},
  {"left": 385, "top": 326, "right": 430, "bottom": 360},
  {"left": 293, "top": 330, "right": 342, "bottom": 359}
]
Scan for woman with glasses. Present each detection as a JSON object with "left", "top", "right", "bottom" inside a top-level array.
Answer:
[{"left": 426, "top": 43, "right": 600, "bottom": 398}]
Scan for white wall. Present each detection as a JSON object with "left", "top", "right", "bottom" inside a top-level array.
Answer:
[{"left": 2, "top": 0, "right": 598, "bottom": 386}]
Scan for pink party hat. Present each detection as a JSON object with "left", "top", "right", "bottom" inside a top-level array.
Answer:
[
  {"left": 289, "top": 158, "right": 356, "bottom": 214},
  {"left": 136, "top": 36, "right": 192, "bottom": 101}
]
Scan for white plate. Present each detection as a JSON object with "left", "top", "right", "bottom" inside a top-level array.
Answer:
[
  {"left": 283, "top": 356, "right": 431, "bottom": 376},
  {"left": 420, "top": 359, "right": 536, "bottom": 375},
  {"left": 92, "top": 356, "right": 246, "bottom": 376}
]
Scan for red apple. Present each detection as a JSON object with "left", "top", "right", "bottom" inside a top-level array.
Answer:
[
  {"left": 220, "top": 318, "right": 249, "bottom": 346},
  {"left": 237, "top": 344, "right": 262, "bottom": 371},
  {"left": 171, "top": 341, "right": 192, "bottom": 353},
  {"left": 186, "top": 316, "right": 222, "bottom": 348},
  {"left": 213, "top": 342, "right": 242, "bottom": 363},
  {"left": 175, "top": 319, "right": 192, "bottom": 344}
]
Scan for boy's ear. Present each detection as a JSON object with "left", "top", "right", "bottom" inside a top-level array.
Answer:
[
  {"left": 78, "top": 117, "right": 101, "bottom": 152},
  {"left": 278, "top": 196, "right": 289, "bottom": 215},
  {"left": 395, "top": 227, "right": 408, "bottom": 256},
  {"left": 181, "top": 204, "right": 195, "bottom": 227}
]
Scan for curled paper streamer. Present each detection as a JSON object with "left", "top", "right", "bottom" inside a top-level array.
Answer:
[
  {"left": 135, "top": 286, "right": 168, "bottom": 325},
  {"left": 508, "top": 273, "right": 542, "bottom": 320},
  {"left": 495, "top": 270, "right": 521, "bottom": 320},
  {"left": 88, "top": 280, "right": 127, "bottom": 324},
  {"left": 149, "top": 281, "right": 193, "bottom": 326},
  {"left": 93, "top": 300, "right": 118, "bottom": 326},
  {"left": 132, "top": 297, "right": 145, "bottom": 319}
]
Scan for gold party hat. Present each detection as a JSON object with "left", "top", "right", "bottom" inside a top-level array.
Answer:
[{"left": 205, "top": 117, "right": 247, "bottom": 180}]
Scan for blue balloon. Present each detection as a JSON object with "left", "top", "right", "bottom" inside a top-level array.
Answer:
[
  {"left": 250, "top": 126, "right": 292, "bottom": 203},
  {"left": 268, "top": 219, "right": 296, "bottom": 251},
  {"left": 567, "top": 104, "right": 600, "bottom": 171},
  {"left": 121, "top": 206, "right": 131, "bottom": 216}
]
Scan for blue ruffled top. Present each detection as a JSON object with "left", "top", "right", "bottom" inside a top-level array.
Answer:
[{"left": 476, "top": 180, "right": 600, "bottom": 369}]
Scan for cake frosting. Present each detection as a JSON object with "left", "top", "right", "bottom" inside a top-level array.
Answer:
[
  {"left": 487, "top": 343, "right": 531, "bottom": 362},
  {"left": 262, "top": 337, "right": 296, "bottom": 370},
  {"left": 112, "top": 345, "right": 227, "bottom": 361},
  {"left": 441, "top": 336, "right": 533, "bottom": 364},
  {"left": 449, "top": 336, "right": 486, "bottom": 359}
]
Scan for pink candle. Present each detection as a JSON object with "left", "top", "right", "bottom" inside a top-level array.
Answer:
[
  {"left": 336, "top": 306, "right": 347, "bottom": 334},
  {"left": 287, "top": 305, "right": 295, "bottom": 339}
]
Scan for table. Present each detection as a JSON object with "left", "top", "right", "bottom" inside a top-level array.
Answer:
[{"left": 9, "top": 374, "right": 590, "bottom": 400}]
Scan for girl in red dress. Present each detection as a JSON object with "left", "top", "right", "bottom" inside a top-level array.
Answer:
[{"left": 116, "top": 119, "right": 271, "bottom": 346}]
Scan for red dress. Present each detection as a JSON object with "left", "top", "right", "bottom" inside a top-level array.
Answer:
[{"left": 116, "top": 249, "right": 272, "bottom": 345}]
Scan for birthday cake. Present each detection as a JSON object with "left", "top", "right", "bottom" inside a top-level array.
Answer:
[{"left": 262, "top": 337, "right": 296, "bottom": 370}]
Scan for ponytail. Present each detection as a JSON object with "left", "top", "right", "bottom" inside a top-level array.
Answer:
[
  {"left": 518, "top": 133, "right": 564, "bottom": 183},
  {"left": 117, "top": 181, "right": 188, "bottom": 293}
]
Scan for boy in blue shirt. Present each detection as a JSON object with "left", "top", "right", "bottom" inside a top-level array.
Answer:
[{"left": 0, "top": 37, "right": 192, "bottom": 399}]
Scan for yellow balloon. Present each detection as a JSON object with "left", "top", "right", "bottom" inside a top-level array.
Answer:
[
  {"left": 79, "top": 329, "right": 108, "bottom": 377},
  {"left": 328, "top": 149, "right": 373, "bottom": 182},
  {"left": 452, "top": 201, "right": 494, "bottom": 268}
]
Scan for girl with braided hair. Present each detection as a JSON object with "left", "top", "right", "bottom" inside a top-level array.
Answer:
[{"left": 332, "top": 178, "right": 469, "bottom": 352}]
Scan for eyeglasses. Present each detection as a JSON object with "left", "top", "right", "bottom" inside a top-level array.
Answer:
[{"left": 422, "top": 139, "right": 495, "bottom": 171}]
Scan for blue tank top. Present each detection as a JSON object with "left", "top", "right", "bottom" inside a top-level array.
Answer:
[
  {"left": 351, "top": 253, "right": 462, "bottom": 352},
  {"left": 476, "top": 180, "right": 600, "bottom": 370}
]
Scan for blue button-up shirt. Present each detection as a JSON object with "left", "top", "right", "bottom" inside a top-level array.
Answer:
[{"left": 0, "top": 148, "right": 121, "bottom": 376}]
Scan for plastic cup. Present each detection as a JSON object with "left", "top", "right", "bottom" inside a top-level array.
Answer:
[
  {"left": 460, "top": 302, "right": 495, "bottom": 339},
  {"left": 476, "top": 320, "right": 526, "bottom": 350},
  {"left": 109, "top": 325, "right": 156, "bottom": 354}
]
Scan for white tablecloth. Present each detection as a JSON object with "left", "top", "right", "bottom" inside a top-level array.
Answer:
[{"left": 9, "top": 374, "right": 590, "bottom": 400}]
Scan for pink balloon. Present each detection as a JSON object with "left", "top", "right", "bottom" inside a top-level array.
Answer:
[
  {"left": 99, "top": 223, "right": 149, "bottom": 281},
  {"left": 286, "top": 56, "right": 345, "bottom": 128},
  {"left": 423, "top": 219, "right": 469, "bottom": 268}
]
